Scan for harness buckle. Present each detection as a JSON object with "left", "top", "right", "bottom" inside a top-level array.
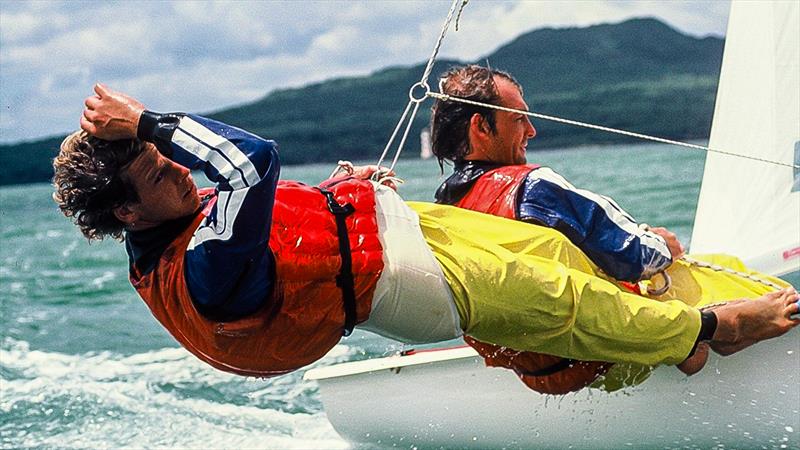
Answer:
[{"left": 322, "top": 190, "right": 355, "bottom": 216}]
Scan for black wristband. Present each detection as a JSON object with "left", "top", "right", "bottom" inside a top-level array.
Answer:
[
  {"left": 698, "top": 310, "right": 718, "bottom": 342},
  {"left": 687, "top": 310, "right": 718, "bottom": 358},
  {"left": 135, "top": 110, "right": 183, "bottom": 158},
  {"left": 136, "top": 110, "right": 161, "bottom": 142}
]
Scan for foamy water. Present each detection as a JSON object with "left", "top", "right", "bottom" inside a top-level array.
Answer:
[{"left": 1, "top": 338, "right": 357, "bottom": 448}]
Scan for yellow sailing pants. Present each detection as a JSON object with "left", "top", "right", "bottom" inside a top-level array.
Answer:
[{"left": 408, "top": 202, "right": 788, "bottom": 367}]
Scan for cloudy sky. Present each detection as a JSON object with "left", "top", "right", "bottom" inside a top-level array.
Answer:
[{"left": 0, "top": 0, "right": 730, "bottom": 144}]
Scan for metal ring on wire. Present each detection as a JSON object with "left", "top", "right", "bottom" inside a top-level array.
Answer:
[
  {"left": 646, "top": 271, "right": 672, "bottom": 296},
  {"left": 408, "top": 81, "right": 431, "bottom": 103},
  {"left": 369, "top": 167, "right": 392, "bottom": 182}
]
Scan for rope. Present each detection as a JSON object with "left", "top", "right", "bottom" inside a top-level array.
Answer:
[
  {"left": 419, "top": 0, "right": 470, "bottom": 95},
  {"left": 375, "top": 0, "right": 470, "bottom": 178},
  {"left": 454, "top": 0, "right": 470, "bottom": 31},
  {"left": 638, "top": 224, "right": 784, "bottom": 292},
  {"left": 329, "top": 159, "right": 405, "bottom": 188},
  {"left": 427, "top": 92, "right": 799, "bottom": 169},
  {"left": 681, "top": 256, "right": 785, "bottom": 290},
  {"left": 641, "top": 255, "right": 784, "bottom": 295},
  {"left": 379, "top": 0, "right": 796, "bottom": 170}
]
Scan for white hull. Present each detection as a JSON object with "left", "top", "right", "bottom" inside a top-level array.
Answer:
[{"left": 306, "top": 331, "right": 799, "bottom": 448}]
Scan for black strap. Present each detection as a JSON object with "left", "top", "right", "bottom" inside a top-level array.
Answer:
[
  {"left": 687, "top": 310, "right": 719, "bottom": 357},
  {"left": 317, "top": 188, "right": 358, "bottom": 336},
  {"left": 513, "top": 357, "right": 576, "bottom": 377}
]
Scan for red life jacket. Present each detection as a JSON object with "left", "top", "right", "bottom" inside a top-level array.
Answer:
[
  {"left": 129, "top": 178, "right": 384, "bottom": 377},
  {"left": 454, "top": 164, "right": 613, "bottom": 394}
]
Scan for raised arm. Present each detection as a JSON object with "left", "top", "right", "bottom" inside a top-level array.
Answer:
[
  {"left": 83, "top": 83, "right": 280, "bottom": 321},
  {"left": 143, "top": 112, "right": 280, "bottom": 320}
]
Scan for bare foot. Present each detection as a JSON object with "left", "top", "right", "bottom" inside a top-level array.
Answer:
[
  {"left": 710, "top": 288, "right": 800, "bottom": 356},
  {"left": 677, "top": 342, "right": 709, "bottom": 375}
]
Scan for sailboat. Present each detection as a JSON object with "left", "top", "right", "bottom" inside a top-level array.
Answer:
[{"left": 304, "top": 1, "right": 800, "bottom": 447}]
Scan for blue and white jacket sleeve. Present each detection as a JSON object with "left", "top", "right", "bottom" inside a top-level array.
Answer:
[
  {"left": 517, "top": 167, "right": 672, "bottom": 282},
  {"left": 138, "top": 111, "right": 280, "bottom": 320}
]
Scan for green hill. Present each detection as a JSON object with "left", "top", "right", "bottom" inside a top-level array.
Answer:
[{"left": 1, "top": 18, "right": 723, "bottom": 185}]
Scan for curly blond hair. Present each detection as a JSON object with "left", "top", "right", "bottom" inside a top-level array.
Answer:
[{"left": 52, "top": 130, "right": 144, "bottom": 240}]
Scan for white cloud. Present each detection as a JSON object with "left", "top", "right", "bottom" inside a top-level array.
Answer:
[
  {"left": 0, "top": 0, "right": 730, "bottom": 143},
  {"left": 0, "top": 11, "right": 45, "bottom": 43},
  {"left": 310, "top": 26, "right": 361, "bottom": 56}
]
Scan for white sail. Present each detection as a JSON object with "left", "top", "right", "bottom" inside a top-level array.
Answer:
[{"left": 691, "top": 0, "right": 800, "bottom": 276}]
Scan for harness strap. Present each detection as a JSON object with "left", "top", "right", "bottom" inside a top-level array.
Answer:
[{"left": 317, "top": 188, "right": 358, "bottom": 336}]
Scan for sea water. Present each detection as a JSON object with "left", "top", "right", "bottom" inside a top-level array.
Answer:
[{"left": 0, "top": 142, "right": 753, "bottom": 449}]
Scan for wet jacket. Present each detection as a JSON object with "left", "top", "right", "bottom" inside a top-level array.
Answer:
[
  {"left": 435, "top": 161, "right": 673, "bottom": 282},
  {"left": 126, "top": 113, "right": 383, "bottom": 376}
]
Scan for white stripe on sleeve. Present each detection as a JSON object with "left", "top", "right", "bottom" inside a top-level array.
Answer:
[
  {"left": 174, "top": 117, "right": 261, "bottom": 189},
  {"left": 187, "top": 188, "right": 250, "bottom": 250},
  {"left": 532, "top": 168, "right": 671, "bottom": 259}
]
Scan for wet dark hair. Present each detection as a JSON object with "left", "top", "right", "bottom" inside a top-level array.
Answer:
[
  {"left": 52, "top": 131, "right": 145, "bottom": 241},
  {"left": 430, "top": 65, "right": 522, "bottom": 170}
]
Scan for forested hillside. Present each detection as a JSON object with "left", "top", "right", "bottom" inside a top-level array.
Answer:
[{"left": 1, "top": 18, "right": 723, "bottom": 185}]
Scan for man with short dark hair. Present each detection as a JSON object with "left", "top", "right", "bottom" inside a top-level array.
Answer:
[
  {"left": 432, "top": 65, "right": 683, "bottom": 280},
  {"left": 430, "top": 64, "right": 760, "bottom": 391}
]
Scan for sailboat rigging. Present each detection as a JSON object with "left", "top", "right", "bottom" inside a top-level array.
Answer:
[{"left": 306, "top": 0, "right": 800, "bottom": 447}]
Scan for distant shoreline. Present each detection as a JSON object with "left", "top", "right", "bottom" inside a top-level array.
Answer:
[{"left": 1, "top": 137, "right": 710, "bottom": 188}]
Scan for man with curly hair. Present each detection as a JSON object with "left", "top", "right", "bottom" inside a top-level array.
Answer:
[{"left": 52, "top": 83, "right": 799, "bottom": 383}]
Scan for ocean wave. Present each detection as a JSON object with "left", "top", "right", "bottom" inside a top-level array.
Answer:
[{"left": 1, "top": 338, "right": 358, "bottom": 449}]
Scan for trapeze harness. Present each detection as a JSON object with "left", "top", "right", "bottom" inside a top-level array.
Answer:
[
  {"left": 130, "top": 177, "right": 460, "bottom": 377},
  {"left": 130, "top": 179, "right": 384, "bottom": 377}
]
